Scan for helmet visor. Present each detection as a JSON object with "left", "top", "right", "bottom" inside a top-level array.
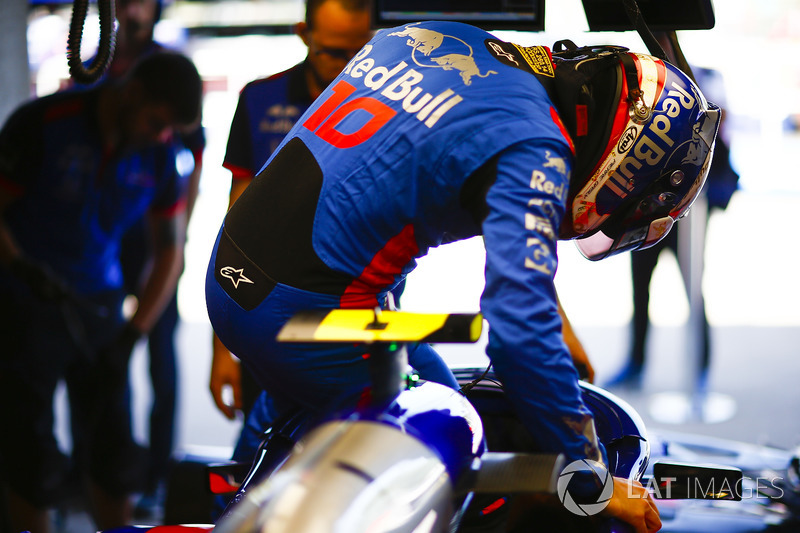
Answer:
[{"left": 575, "top": 215, "right": 674, "bottom": 261}]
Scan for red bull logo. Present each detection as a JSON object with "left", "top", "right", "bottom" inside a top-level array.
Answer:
[
  {"left": 615, "top": 82, "right": 697, "bottom": 185},
  {"left": 388, "top": 25, "right": 445, "bottom": 56},
  {"left": 388, "top": 24, "right": 497, "bottom": 86},
  {"left": 529, "top": 170, "right": 568, "bottom": 202},
  {"left": 543, "top": 150, "right": 568, "bottom": 176}
]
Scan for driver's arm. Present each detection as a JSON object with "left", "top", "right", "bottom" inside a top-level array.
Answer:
[
  {"left": 480, "top": 139, "right": 659, "bottom": 532},
  {"left": 480, "top": 139, "right": 600, "bottom": 462}
]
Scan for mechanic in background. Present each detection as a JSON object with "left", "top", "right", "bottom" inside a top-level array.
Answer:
[
  {"left": 609, "top": 43, "right": 739, "bottom": 390},
  {"left": 70, "top": 0, "right": 206, "bottom": 516},
  {"left": 0, "top": 51, "right": 202, "bottom": 533}
]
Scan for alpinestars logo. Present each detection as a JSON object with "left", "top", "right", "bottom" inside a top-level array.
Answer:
[
  {"left": 487, "top": 41, "right": 518, "bottom": 65},
  {"left": 220, "top": 266, "right": 254, "bottom": 289}
]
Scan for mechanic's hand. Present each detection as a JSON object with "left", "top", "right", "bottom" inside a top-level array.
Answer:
[
  {"left": 562, "top": 325, "right": 595, "bottom": 383},
  {"left": 210, "top": 335, "right": 243, "bottom": 420},
  {"left": 568, "top": 339, "right": 595, "bottom": 383},
  {"left": 557, "top": 295, "right": 595, "bottom": 383},
  {"left": 601, "top": 477, "right": 661, "bottom": 533},
  {"left": 10, "top": 255, "right": 71, "bottom": 301}
]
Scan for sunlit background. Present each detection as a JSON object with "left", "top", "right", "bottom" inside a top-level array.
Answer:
[{"left": 25, "top": 0, "right": 800, "bottom": 455}]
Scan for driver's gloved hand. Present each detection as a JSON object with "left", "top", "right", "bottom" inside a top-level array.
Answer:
[{"left": 10, "top": 255, "right": 71, "bottom": 301}]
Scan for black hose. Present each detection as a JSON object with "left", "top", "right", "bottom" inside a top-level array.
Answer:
[
  {"left": 666, "top": 30, "right": 696, "bottom": 82},
  {"left": 620, "top": 0, "right": 699, "bottom": 85},
  {"left": 67, "top": 0, "right": 117, "bottom": 84},
  {"left": 621, "top": 0, "right": 668, "bottom": 61}
]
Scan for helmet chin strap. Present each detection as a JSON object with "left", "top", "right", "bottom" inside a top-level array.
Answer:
[{"left": 618, "top": 52, "right": 652, "bottom": 124}]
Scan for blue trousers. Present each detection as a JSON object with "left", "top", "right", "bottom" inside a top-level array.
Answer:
[{"left": 206, "top": 227, "right": 458, "bottom": 463}]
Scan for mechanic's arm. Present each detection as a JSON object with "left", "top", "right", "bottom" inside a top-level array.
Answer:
[
  {"left": 128, "top": 211, "right": 186, "bottom": 333},
  {"left": 557, "top": 294, "right": 594, "bottom": 383},
  {"left": 209, "top": 171, "right": 253, "bottom": 418},
  {"left": 188, "top": 132, "right": 248, "bottom": 419},
  {"left": 210, "top": 334, "right": 243, "bottom": 419},
  {"left": 209, "top": 80, "right": 271, "bottom": 416},
  {"left": 228, "top": 176, "right": 252, "bottom": 207},
  {"left": 0, "top": 193, "right": 20, "bottom": 267}
]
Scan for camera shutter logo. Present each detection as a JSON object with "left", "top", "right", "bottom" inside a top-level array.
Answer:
[{"left": 557, "top": 459, "right": 614, "bottom": 516}]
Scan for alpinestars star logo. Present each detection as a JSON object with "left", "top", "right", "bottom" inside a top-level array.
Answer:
[{"left": 220, "top": 266, "right": 254, "bottom": 289}]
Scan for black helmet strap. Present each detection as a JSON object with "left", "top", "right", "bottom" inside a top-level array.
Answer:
[
  {"left": 618, "top": 51, "right": 652, "bottom": 124},
  {"left": 483, "top": 38, "right": 650, "bottom": 200},
  {"left": 544, "top": 41, "right": 645, "bottom": 198}
]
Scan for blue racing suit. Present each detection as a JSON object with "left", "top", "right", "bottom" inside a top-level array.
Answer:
[{"left": 206, "top": 21, "right": 602, "bottom": 464}]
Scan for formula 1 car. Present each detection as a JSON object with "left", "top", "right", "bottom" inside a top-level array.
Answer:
[{"left": 104, "top": 311, "right": 800, "bottom": 533}]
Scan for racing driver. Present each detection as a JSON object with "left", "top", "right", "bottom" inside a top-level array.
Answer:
[{"left": 206, "top": 21, "right": 720, "bottom": 532}]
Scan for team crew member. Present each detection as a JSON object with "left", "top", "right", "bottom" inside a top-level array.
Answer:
[
  {"left": 206, "top": 22, "right": 720, "bottom": 532},
  {"left": 0, "top": 52, "right": 202, "bottom": 533},
  {"left": 67, "top": 0, "right": 207, "bottom": 513},
  {"left": 106, "top": 0, "right": 206, "bottom": 512}
]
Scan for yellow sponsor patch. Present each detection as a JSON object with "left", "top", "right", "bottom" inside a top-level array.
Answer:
[{"left": 512, "top": 45, "right": 555, "bottom": 78}]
